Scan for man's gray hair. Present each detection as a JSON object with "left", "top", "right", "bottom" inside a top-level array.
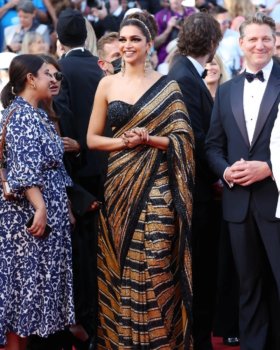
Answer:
[{"left": 239, "top": 12, "right": 276, "bottom": 38}]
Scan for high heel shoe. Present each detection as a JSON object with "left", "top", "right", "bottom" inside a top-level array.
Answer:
[{"left": 223, "top": 336, "right": 240, "bottom": 347}]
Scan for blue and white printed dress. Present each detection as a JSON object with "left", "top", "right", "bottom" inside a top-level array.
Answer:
[{"left": 0, "top": 96, "right": 75, "bottom": 345}]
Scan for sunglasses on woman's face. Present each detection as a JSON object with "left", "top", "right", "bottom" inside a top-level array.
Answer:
[
  {"left": 53, "top": 71, "right": 63, "bottom": 81},
  {"left": 46, "top": 71, "right": 63, "bottom": 81}
]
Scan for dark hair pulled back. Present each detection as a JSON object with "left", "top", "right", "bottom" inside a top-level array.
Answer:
[
  {"left": 1, "top": 54, "right": 46, "bottom": 109},
  {"left": 120, "top": 10, "right": 158, "bottom": 42}
]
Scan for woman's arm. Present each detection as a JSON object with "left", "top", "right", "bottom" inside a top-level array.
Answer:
[
  {"left": 42, "top": 0, "right": 58, "bottom": 27},
  {"left": 154, "top": 16, "right": 177, "bottom": 49},
  {"left": 124, "top": 128, "right": 169, "bottom": 150},
  {"left": 0, "top": 0, "right": 19, "bottom": 19},
  {"left": 25, "top": 187, "right": 47, "bottom": 237},
  {"left": 87, "top": 78, "right": 127, "bottom": 152},
  {"left": 146, "top": 135, "right": 169, "bottom": 150}
]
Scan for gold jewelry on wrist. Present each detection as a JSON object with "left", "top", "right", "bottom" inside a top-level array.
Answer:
[{"left": 143, "top": 133, "right": 150, "bottom": 145}]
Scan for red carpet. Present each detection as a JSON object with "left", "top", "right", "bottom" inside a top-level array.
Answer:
[
  {"left": 69, "top": 338, "right": 239, "bottom": 350},
  {"left": 212, "top": 336, "right": 240, "bottom": 350}
]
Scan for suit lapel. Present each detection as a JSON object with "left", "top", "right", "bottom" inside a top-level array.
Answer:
[
  {"left": 185, "top": 57, "right": 213, "bottom": 105},
  {"left": 250, "top": 63, "right": 280, "bottom": 148},
  {"left": 230, "top": 73, "right": 250, "bottom": 147}
]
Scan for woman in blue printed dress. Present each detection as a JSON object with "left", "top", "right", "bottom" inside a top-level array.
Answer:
[{"left": 0, "top": 54, "right": 74, "bottom": 350}]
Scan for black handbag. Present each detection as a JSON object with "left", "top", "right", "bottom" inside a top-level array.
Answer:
[{"left": 0, "top": 108, "right": 16, "bottom": 200}]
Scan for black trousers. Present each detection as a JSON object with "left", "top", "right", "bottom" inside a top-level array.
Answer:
[
  {"left": 229, "top": 197, "right": 280, "bottom": 350},
  {"left": 192, "top": 199, "right": 220, "bottom": 350},
  {"left": 213, "top": 219, "right": 239, "bottom": 338}
]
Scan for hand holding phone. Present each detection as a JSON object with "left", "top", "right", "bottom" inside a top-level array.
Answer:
[{"left": 26, "top": 215, "right": 51, "bottom": 239}]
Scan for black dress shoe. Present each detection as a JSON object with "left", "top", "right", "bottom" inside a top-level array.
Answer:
[
  {"left": 63, "top": 329, "right": 94, "bottom": 350},
  {"left": 223, "top": 336, "right": 240, "bottom": 346}
]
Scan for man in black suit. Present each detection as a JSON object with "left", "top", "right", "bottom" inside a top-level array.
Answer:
[
  {"left": 54, "top": 8, "right": 104, "bottom": 349},
  {"left": 206, "top": 12, "right": 280, "bottom": 350},
  {"left": 55, "top": 9, "right": 104, "bottom": 197},
  {"left": 168, "top": 12, "right": 222, "bottom": 350}
]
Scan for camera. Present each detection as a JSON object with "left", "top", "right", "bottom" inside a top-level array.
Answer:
[{"left": 87, "top": 0, "right": 103, "bottom": 9}]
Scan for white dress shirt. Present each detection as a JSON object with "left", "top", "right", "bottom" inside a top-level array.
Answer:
[
  {"left": 65, "top": 47, "right": 85, "bottom": 57},
  {"left": 243, "top": 59, "right": 273, "bottom": 144},
  {"left": 187, "top": 56, "right": 205, "bottom": 77},
  {"left": 270, "top": 103, "right": 280, "bottom": 218}
]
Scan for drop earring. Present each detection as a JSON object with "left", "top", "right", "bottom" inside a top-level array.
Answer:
[
  {"left": 144, "top": 53, "right": 150, "bottom": 75},
  {"left": 121, "top": 59, "right": 126, "bottom": 76}
]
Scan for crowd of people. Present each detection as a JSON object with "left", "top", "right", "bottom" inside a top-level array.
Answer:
[{"left": 1, "top": 1, "right": 280, "bottom": 350}]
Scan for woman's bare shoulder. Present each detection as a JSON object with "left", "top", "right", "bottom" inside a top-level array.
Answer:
[
  {"left": 98, "top": 73, "right": 123, "bottom": 89},
  {"left": 151, "top": 71, "right": 163, "bottom": 80}
]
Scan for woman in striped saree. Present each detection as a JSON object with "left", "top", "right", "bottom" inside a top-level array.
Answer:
[{"left": 87, "top": 11, "right": 195, "bottom": 350}]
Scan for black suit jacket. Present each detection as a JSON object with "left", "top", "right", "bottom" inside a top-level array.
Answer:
[
  {"left": 168, "top": 55, "right": 216, "bottom": 202},
  {"left": 139, "top": 0, "right": 161, "bottom": 13},
  {"left": 205, "top": 62, "right": 280, "bottom": 222},
  {"left": 54, "top": 49, "right": 106, "bottom": 179}
]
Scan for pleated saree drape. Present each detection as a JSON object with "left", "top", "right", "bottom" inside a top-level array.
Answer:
[{"left": 97, "top": 78, "right": 195, "bottom": 350}]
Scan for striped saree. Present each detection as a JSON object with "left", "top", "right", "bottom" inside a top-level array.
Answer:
[{"left": 97, "top": 77, "right": 195, "bottom": 349}]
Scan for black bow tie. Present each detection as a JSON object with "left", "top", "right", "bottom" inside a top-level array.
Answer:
[
  {"left": 201, "top": 69, "right": 208, "bottom": 79},
  {"left": 245, "top": 70, "right": 265, "bottom": 83}
]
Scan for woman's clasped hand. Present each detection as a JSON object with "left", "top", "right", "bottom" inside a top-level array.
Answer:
[{"left": 122, "top": 127, "right": 150, "bottom": 147}]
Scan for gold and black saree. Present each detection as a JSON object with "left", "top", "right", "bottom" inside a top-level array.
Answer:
[{"left": 97, "top": 76, "right": 195, "bottom": 350}]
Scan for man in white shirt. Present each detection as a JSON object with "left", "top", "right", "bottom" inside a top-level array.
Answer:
[
  {"left": 206, "top": 12, "right": 280, "bottom": 350},
  {"left": 211, "top": 6, "right": 243, "bottom": 77},
  {"left": 4, "top": 0, "right": 50, "bottom": 53}
]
